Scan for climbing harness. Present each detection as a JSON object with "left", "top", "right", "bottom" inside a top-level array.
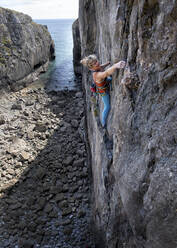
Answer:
[{"left": 90, "top": 82, "right": 97, "bottom": 93}]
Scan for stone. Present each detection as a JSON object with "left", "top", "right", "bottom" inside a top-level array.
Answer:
[
  {"left": 35, "top": 167, "right": 46, "bottom": 179},
  {"left": 55, "top": 193, "right": 65, "bottom": 202},
  {"left": 44, "top": 203, "right": 53, "bottom": 213},
  {"left": 71, "top": 119, "right": 79, "bottom": 128},
  {"left": 18, "top": 238, "right": 34, "bottom": 248},
  {"left": 62, "top": 184, "right": 69, "bottom": 193},
  {"left": 48, "top": 210, "right": 58, "bottom": 218},
  {"left": 8, "top": 137, "right": 27, "bottom": 155},
  {"left": 34, "top": 123, "right": 47, "bottom": 132},
  {"left": 62, "top": 219, "right": 72, "bottom": 226},
  {"left": 73, "top": 158, "right": 85, "bottom": 167},
  {"left": 63, "top": 226, "right": 73, "bottom": 235},
  {"left": 25, "top": 100, "right": 34, "bottom": 106},
  {"left": 78, "top": 210, "right": 86, "bottom": 218},
  {"left": 59, "top": 200, "right": 68, "bottom": 209},
  {"left": 20, "top": 151, "right": 31, "bottom": 160},
  {"left": 62, "top": 207, "right": 72, "bottom": 216},
  {"left": 0, "top": 115, "right": 5, "bottom": 125},
  {"left": 11, "top": 103, "right": 22, "bottom": 110},
  {"left": 63, "top": 156, "right": 74, "bottom": 165},
  {"left": 69, "top": 185, "right": 79, "bottom": 193},
  {"left": 37, "top": 197, "right": 46, "bottom": 209}
]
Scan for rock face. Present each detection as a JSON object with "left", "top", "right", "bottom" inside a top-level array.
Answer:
[
  {"left": 72, "top": 19, "right": 82, "bottom": 75},
  {"left": 0, "top": 7, "right": 55, "bottom": 91},
  {"left": 74, "top": 1, "right": 177, "bottom": 247}
]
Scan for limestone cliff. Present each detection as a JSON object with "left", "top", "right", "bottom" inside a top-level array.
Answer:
[
  {"left": 73, "top": 0, "right": 177, "bottom": 247},
  {"left": 72, "top": 19, "right": 82, "bottom": 75},
  {"left": 0, "top": 7, "right": 55, "bottom": 91}
]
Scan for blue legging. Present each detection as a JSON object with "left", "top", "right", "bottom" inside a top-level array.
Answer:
[{"left": 101, "top": 93, "right": 110, "bottom": 127}]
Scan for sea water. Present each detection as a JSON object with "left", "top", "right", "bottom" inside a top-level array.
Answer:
[{"left": 35, "top": 19, "right": 77, "bottom": 91}]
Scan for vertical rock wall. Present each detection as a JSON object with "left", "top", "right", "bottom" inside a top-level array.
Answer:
[
  {"left": 72, "top": 19, "right": 82, "bottom": 75},
  {"left": 0, "top": 7, "right": 55, "bottom": 91},
  {"left": 75, "top": 0, "right": 177, "bottom": 247}
]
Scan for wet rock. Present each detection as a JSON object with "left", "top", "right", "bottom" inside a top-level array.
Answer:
[
  {"left": 62, "top": 207, "right": 72, "bottom": 216},
  {"left": 63, "top": 156, "right": 74, "bottom": 165},
  {"left": 62, "top": 184, "right": 69, "bottom": 193},
  {"left": 48, "top": 210, "right": 58, "bottom": 218},
  {"left": 36, "top": 197, "right": 46, "bottom": 210},
  {"left": 59, "top": 200, "right": 68, "bottom": 209},
  {"left": 57, "top": 100, "right": 66, "bottom": 107},
  {"left": 71, "top": 119, "right": 79, "bottom": 128},
  {"left": 62, "top": 219, "right": 72, "bottom": 226},
  {"left": 18, "top": 238, "right": 34, "bottom": 248},
  {"left": 73, "top": 158, "right": 85, "bottom": 167},
  {"left": 55, "top": 193, "right": 65, "bottom": 202},
  {"left": 78, "top": 209, "right": 86, "bottom": 218},
  {"left": 69, "top": 185, "right": 79, "bottom": 193},
  {"left": 44, "top": 203, "right": 53, "bottom": 213},
  {"left": 63, "top": 226, "right": 73, "bottom": 236},
  {"left": 35, "top": 167, "right": 46, "bottom": 179}
]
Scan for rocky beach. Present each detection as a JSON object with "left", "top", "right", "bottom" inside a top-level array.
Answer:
[{"left": 0, "top": 81, "right": 95, "bottom": 248}]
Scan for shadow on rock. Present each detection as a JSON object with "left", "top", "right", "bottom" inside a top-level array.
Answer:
[{"left": 0, "top": 83, "right": 95, "bottom": 248}]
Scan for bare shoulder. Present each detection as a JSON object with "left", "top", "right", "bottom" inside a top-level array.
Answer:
[{"left": 96, "top": 71, "right": 107, "bottom": 82}]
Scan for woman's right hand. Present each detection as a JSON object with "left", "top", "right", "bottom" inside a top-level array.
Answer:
[{"left": 115, "top": 61, "right": 126, "bottom": 69}]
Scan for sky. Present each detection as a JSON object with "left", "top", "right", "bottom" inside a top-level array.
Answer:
[{"left": 0, "top": 0, "right": 79, "bottom": 19}]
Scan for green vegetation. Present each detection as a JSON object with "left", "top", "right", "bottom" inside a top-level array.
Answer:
[
  {"left": 0, "top": 56, "right": 6, "bottom": 65},
  {"left": 0, "top": 37, "right": 12, "bottom": 65},
  {"left": 1, "top": 37, "right": 11, "bottom": 47},
  {"left": 93, "top": 107, "right": 98, "bottom": 117}
]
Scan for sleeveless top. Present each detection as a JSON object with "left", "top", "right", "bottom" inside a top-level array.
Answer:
[{"left": 92, "top": 71, "right": 109, "bottom": 94}]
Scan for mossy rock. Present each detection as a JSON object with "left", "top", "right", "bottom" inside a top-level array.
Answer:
[
  {"left": 1, "top": 37, "right": 12, "bottom": 47},
  {"left": 0, "top": 57, "right": 6, "bottom": 64},
  {"left": 93, "top": 107, "right": 98, "bottom": 117},
  {"left": 91, "top": 96, "right": 97, "bottom": 104}
]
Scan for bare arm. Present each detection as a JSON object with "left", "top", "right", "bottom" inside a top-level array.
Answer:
[
  {"left": 100, "top": 61, "right": 110, "bottom": 70},
  {"left": 97, "top": 61, "right": 126, "bottom": 82}
]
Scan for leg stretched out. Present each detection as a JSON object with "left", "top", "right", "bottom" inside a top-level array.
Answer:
[{"left": 101, "top": 93, "right": 110, "bottom": 127}]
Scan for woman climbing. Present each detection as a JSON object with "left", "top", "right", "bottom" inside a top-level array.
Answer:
[{"left": 80, "top": 54, "right": 126, "bottom": 128}]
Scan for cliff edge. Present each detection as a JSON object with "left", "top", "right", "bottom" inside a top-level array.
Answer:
[
  {"left": 0, "top": 7, "right": 55, "bottom": 91},
  {"left": 73, "top": 1, "right": 177, "bottom": 247}
]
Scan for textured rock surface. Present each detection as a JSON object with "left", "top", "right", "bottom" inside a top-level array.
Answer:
[
  {"left": 75, "top": 0, "right": 177, "bottom": 247},
  {"left": 0, "top": 7, "right": 55, "bottom": 91},
  {"left": 72, "top": 19, "right": 82, "bottom": 75}
]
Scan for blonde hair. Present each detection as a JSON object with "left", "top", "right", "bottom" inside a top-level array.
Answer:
[{"left": 80, "top": 54, "right": 98, "bottom": 69}]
